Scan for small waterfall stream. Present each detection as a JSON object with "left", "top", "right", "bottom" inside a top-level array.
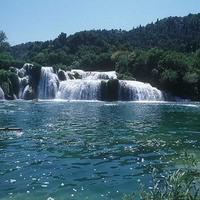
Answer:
[
  {"left": 0, "top": 87, "right": 4, "bottom": 99},
  {"left": 58, "top": 80, "right": 101, "bottom": 100},
  {"left": 38, "top": 67, "right": 59, "bottom": 99},
  {"left": 37, "top": 67, "right": 165, "bottom": 101},
  {"left": 118, "top": 80, "right": 164, "bottom": 101}
]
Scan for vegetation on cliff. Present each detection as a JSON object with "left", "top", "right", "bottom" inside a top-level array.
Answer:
[{"left": 1, "top": 13, "right": 200, "bottom": 100}]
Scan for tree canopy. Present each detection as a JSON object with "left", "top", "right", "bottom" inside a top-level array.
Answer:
[{"left": 1, "top": 13, "right": 200, "bottom": 100}]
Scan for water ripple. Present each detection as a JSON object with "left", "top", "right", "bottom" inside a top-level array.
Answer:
[{"left": 0, "top": 101, "right": 200, "bottom": 199}]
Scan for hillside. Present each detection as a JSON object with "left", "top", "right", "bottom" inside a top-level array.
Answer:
[
  {"left": 11, "top": 13, "right": 200, "bottom": 61},
  {"left": 1, "top": 13, "right": 200, "bottom": 100}
]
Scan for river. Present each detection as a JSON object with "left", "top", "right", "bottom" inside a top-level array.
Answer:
[{"left": 0, "top": 100, "right": 200, "bottom": 200}]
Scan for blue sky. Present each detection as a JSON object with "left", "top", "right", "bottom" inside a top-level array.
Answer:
[{"left": 1, "top": 0, "right": 200, "bottom": 46}]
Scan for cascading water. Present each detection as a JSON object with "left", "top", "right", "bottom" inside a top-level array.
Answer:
[
  {"left": 57, "top": 70, "right": 115, "bottom": 100},
  {"left": 118, "top": 80, "right": 164, "bottom": 101},
  {"left": 71, "top": 70, "right": 117, "bottom": 80},
  {"left": 36, "top": 67, "right": 165, "bottom": 101},
  {"left": 57, "top": 80, "right": 101, "bottom": 100},
  {"left": 17, "top": 63, "right": 33, "bottom": 99},
  {"left": 38, "top": 67, "right": 59, "bottom": 99},
  {"left": 0, "top": 86, "right": 4, "bottom": 99},
  {"left": 70, "top": 69, "right": 117, "bottom": 80},
  {"left": 0, "top": 62, "right": 170, "bottom": 101},
  {"left": 10, "top": 65, "right": 167, "bottom": 101}
]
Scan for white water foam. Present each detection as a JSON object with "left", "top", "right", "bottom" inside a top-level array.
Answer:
[
  {"left": 57, "top": 79, "right": 101, "bottom": 100},
  {"left": 38, "top": 67, "right": 59, "bottom": 99},
  {"left": 0, "top": 86, "right": 4, "bottom": 99},
  {"left": 118, "top": 80, "right": 164, "bottom": 101},
  {"left": 71, "top": 69, "right": 117, "bottom": 80},
  {"left": 36, "top": 67, "right": 165, "bottom": 101}
]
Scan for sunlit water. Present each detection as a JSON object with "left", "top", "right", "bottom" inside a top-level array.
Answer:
[{"left": 0, "top": 100, "right": 200, "bottom": 200}]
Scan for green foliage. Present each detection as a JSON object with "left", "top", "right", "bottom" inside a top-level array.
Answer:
[
  {"left": 183, "top": 72, "right": 199, "bottom": 84},
  {"left": 114, "top": 51, "right": 129, "bottom": 74},
  {"left": 122, "top": 151, "right": 200, "bottom": 200},
  {"left": 0, "top": 52, "right": 14, "bottom": 70},
  {"left": 1, "top": 14, "right": 200, "bottom": 100},
  {"left": 0, "top": 31, "right": 10, "bottom": 52},
  {"left": 57, "top": 32, "right": 67, "bottom": 47},
  {"left": 122, "top": 191, "right": 135, "bottom": 200},
  {"left": 53, "top": 63, "right": 68, "bottom": 71},
  {"left": 0, "top": 69, "right": 11, "bottom": 95},
  {"left": 117, "top": 72, "right": 134, "bottom": 80},
  {"left": 159, "top": 69, "right": 178, "bottom": 86},
  {"left": 0, "top": 69, "right": 9, "bottom": 81}
]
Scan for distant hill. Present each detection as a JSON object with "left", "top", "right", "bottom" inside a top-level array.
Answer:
[
  {"left": 3, "top": 13, "right": 200, "bottom": 100},
  {"left": 10, "top": 13, "right": 200, "bottom": 61},
  {"left": 126, "top": 13, "right": 200, "bottom": 52}
]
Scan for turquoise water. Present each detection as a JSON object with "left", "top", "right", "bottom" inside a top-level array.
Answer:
[{"left": 0, "top": 100, "right": 200, "bottom": 200}]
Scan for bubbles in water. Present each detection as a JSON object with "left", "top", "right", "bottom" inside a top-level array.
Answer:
[
  {"left": 10, "top": 179, "right": 16, "bottom": 183},
  {"left": 47, "top": 197, "right": 54, "bottom": 200}
]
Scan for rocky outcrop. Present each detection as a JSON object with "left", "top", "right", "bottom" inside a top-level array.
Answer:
[
  {"left": 58, "top": 70, "right": 67, "bottom": 81},
  {"left": 22, "top": 86, "right": 36, "bottom": 100},
  {"left": 0, "top": 63, "right": 41, "bottom": 100},
  {"left": 101, "top": 79, "right": 119, "bottom": 101}
]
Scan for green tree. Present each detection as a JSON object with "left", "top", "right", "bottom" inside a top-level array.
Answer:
[
  {"left": 128, "top": 50, "right": 148, "bottom": 81},
  {"left": 113, "top": 51, "right": 129, "bottom": 74},
  {"left": 35, "top": 52, "right": 46, "bottom": 65},
  {"left": 0, "top": 31, "right": 9, "bottom": 52},
  {"left": 0, "top": 31, "right": 13, "bottom": 70}
]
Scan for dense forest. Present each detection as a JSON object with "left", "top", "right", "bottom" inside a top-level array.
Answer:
[{"left": 1, "top": 13, "right": 200, "bottom": 100}]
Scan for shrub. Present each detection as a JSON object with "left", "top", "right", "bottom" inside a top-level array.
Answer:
[{"left": 122, "top": 151, "right": 200, "bottom": 200}]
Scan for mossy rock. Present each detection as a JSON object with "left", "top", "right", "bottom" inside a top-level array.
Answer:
[
  {"left": 0, "top": 82, "right": 10, "bottom": 96},
  {"left": 58, "top": 70, "right": 66, "bottom": 81},
  {"left": 9, "top": 72, "right": 20, "bottom": 97},
  {"left": 67, "top": 72, "right": 74, "bottom": 79},
  {"left": 9, "top": 66, "right": 18, "bottom": 74},
  {"left": 23, "top": 86, "right": 35, "bottom": 100},
  {"left": 73, "top": 71, "right": 82, "bottom": 79}
]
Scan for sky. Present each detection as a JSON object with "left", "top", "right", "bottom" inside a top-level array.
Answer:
[{"left": 1, "top": 0, "right": 200, "bottom": 46}]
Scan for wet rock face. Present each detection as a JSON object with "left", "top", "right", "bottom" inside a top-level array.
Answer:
[
  {"left": 58, "top": 70, "right": 66, "bottom": 81},
  {"left": 8, "top": 63, "right": 42, "bottom": 100},
  {"left": 100, "top": 79, "right": 119, "bottom": 101},
  {"left": 22, "top": 86, "right": 35, "bottom": 100},
  {"left": 5, "top": 94, "right": 15, "bottom": 100}
]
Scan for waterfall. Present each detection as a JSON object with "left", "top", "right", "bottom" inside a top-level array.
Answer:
[
  {"left": 10, "top": 65, "right": 168, "bottom": 101},
  {"left": 36, "top": 68, "right": 165, "bottom": 101},
  {"left": 56, "top": 70, "right": 116, "bottom": 100},
  {"left": 118, "top": 80, "right": 164, "bottom": 101},
  {"left": 71, "top": 70, "right": 117, "bottom": 80},
  {"left": 57, "top": 80, "right": 101, "bottom": 100},
  {"left": 1, "top": 63, "right": 170, "bottom": 101},
  {"left": 18, "top": 76, "right": 29, "bottom": 99},
  {"left": 17, "top": 63, "right": 33, "bottom": 99},
  {"left": 38, "top": 67, "right": 59, "bottom": 99},
  {"left": 0, "top": 87, "right": 4, "bottom": 99}
]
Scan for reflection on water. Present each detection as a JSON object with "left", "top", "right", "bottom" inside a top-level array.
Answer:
[{"left": 0, "top": 100, "right": 200, "bottom": 199}]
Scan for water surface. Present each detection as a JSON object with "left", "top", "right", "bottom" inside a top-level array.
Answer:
[{"left": 0, "top": 100, "right": 200, "bottom": 199}]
